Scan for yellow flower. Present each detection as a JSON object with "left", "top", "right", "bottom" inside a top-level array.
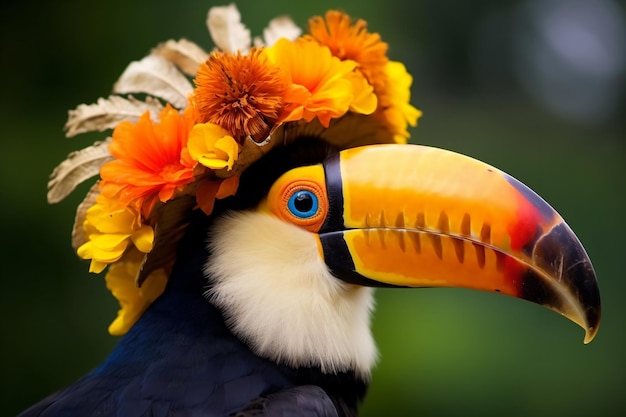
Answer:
[
  {"left": 104, "top": 248, "right": 168, "bottom": 335},
  {"left": 377, "top": 61, "right": 422, "bottom": 143},
  {"left": 265, "top": 38, "right": 376, "bottom": 127},
  {"left": 186, "top": 122, "right": 239, "bottom": 170},
  {"left": 77, "top": 195, "right": 154, "bottom": 273}
]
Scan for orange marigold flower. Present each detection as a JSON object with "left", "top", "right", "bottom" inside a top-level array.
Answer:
[
  {"left": 345, "top": 71, "right": 377, "bottom": 115},
  {"left": 266, "top": 38, "right": 373, "bottom": 127},
  {"left": 306, "top": 10, "right": 388, "bottom": 92},
  {"left": 100, "top": 104, "right": 197, "bottom": 217},
  {"left": 194, "top": 48, "right": 287, "bottom": 142}
]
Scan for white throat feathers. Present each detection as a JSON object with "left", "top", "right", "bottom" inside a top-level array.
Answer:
[{"left": 205, "top": 211, "right": 377, "bottom": 379}]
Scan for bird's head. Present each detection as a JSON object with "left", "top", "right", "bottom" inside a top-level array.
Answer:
[
  {"left": 47, "top": 4, "right": 601, "bottom": 388},
  {"left": 198, "top": 138, "right": 600, "bottom": 379}
]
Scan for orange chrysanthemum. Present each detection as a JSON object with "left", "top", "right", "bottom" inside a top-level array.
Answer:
[
  {"left": 100, "top": 104, "right": 197, "bottom": 217},
  {"left": 306, "top": 10, "right": 388, "bottom": 93},
  {"left": 194, "top": 48, "right": 287, "bottom": 142}
]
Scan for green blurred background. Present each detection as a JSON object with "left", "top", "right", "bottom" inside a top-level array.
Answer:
[{"left": 2, "top": 0, "right": 625, "bottom": 416}]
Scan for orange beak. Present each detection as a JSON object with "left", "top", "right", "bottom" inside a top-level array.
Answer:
[{"left": 312, "top": 145, "right": 600, "bottom": 343}]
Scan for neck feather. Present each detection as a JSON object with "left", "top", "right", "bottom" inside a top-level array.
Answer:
[{"left": 205, "top": 211, "right": 377, "bottom": 378}]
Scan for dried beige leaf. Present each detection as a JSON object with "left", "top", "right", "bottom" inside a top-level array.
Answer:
[
  {"left": 153, "top": 39, "right": 209, "bottom": 76},
  {"left": 71, "top": 183, "right": 101, "bottom": 251},
  {"left": 254, "top": 15, "right": 302, "bottom": 47},
  {"left": 207, "top": 4, "right": 251, "bottom": 54},
  {"left": 113, "top": 54, "right": 193, "bottom": 109},
  {"left": 65, "top": 96, "right": 164, "bottom": 138},
  {"left": 136, "top": 196, "right": 197, "bottom": 286},
  {"left": 47, "top": 139, "right": 112, "bottom": 204}
]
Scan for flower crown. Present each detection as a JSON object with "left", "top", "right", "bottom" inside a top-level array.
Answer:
[{"left": 48, "top": 4, "right": 422, "bottom": 336}]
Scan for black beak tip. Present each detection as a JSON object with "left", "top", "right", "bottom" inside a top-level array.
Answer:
[{"left": 521, "top": 222, "right": 601, "bottom": 343}]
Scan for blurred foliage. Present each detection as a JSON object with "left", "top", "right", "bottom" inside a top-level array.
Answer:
[{"left": 1, "top": 0, "right": 624, "bottom": 416}]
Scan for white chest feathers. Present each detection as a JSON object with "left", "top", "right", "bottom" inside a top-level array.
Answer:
[{"left": 205, "top": 211, "right": 377, "bottom": 378}]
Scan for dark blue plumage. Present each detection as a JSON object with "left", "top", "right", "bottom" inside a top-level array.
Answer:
[{"left": 19, "top": 207, "right": 366, "bottom": 417}]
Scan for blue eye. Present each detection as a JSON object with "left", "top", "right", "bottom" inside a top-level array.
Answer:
[{"left": 287, "top": 190, "right": 319, "bottom": 218}]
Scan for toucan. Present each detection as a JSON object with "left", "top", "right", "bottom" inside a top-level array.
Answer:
[{"left": 19, "top": 138, "right": 600, "bottom": 417}]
